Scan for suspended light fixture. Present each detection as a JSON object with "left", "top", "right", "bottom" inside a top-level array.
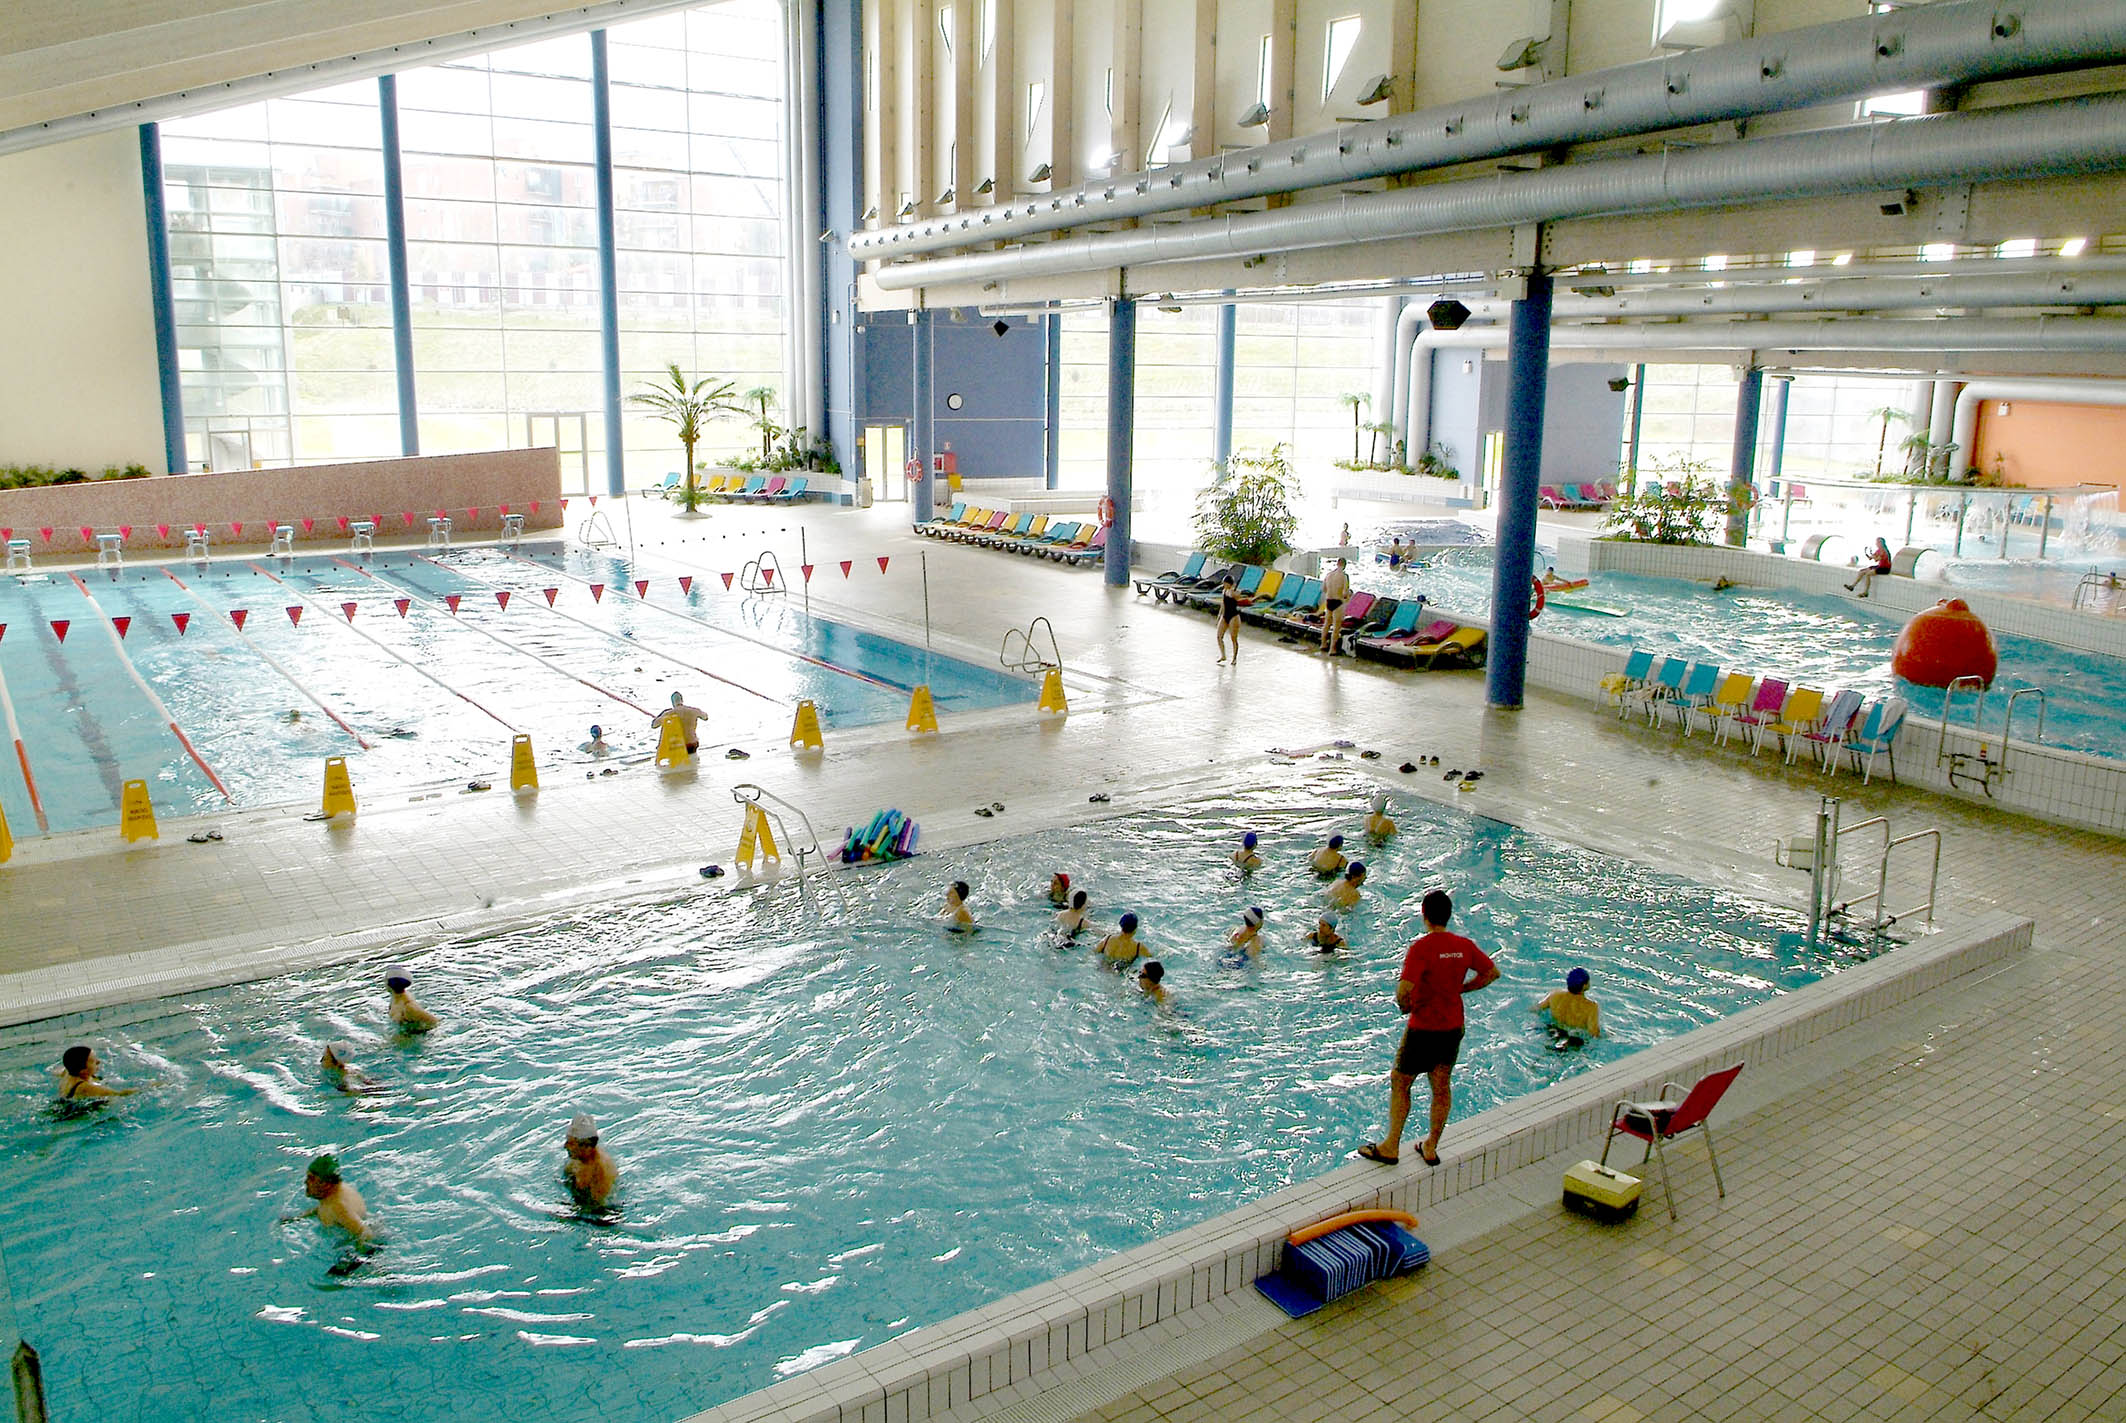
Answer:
[{"left": 1237, "top": 102, "right": 1271, "bottom": 128}]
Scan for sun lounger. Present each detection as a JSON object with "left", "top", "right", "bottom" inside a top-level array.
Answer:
[
  {"left": 1059, "top": 525, "right": 1108, "bottom": 565},
  {"left": 1249, "top": 577, "right": 1319, "bottom": 629},
  {"left": 1375, "top": 624, "right": 1486, "bottom": 669},
  {"left": 1657, "top": 662, "right": 1720, "bottom": 732},
  {"left": 1350, "top": 605, "right": 1436, "bottom": 662},
  {"left": 1720, "top": 677, "right": 1789, "bottom": 750},
  {"left": 1794, "top": 688, "right": 1865, "bottom": 770},
  {"left": 1136, "top": 551, "right": 1208, "bottom": 597},
  {"left": 917, "top": 501, "right": 968, "bottom": 536},
  {"left": 1842, "top": 697, "right": 1907, "bottom": 784}
]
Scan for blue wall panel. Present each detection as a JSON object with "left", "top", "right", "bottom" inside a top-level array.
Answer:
[{"left": 858, "top": 312, "right": 1046, "bottom": 479}]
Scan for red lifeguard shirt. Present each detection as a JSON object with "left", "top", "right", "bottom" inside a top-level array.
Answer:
[{"left": 1399, "top": 930, "right": 1497, "bottom": 1031}]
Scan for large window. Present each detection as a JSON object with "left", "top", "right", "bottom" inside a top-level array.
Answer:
[{"left": 162, "top": 0, "right": 788, "bottom": 483}]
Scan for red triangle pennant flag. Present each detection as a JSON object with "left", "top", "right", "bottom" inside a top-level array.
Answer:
[
  {"left": 634, "top": 580, "right": 649, "bottom": 599},
  {"left": 336, "top": 516, "right": 350, "bottom": 532},
  {"left": 286, "top": 606, "right": 303, "bottom": 627},
  {"left": 588, "top": 496, "right": 598, "bottom": 506},
  {"left": 0, "top": 528, "right": 9, "bottom": 542},
  {"left": 38, "top": 527, "right": 53, "bottom": 544},
  {"left": 494, "top": 590, "right": 511, "bottom": 611},
  {"left": 120, "top": 524, "right": 134, "bottom": 539},
  {"left": 111, "top": 616, "right": 131, "bottom": 639},
  {"left": 341, "top": 602, "right": 358, "bottom": 622},
  {"left": 801, "top": 564, "right": 815, "bottom": 583},
  {"left": 229, "top": 609, "right": 249, "bottom": 631},
  {"left": 678, "top": 576, "right": 693, "bottom": 594},
  {"left": 468, "top": 507, "right": 481, "bottom": 521},
  {"left": 877, "top": 556, "right": 890, "bottom": 573},
  {"left": 402, "top": 511, "right": 415, "bottom": 528},
  {"left": 301, "top": 518, "right": 316, "bottom": 535},
  {"left": 559, "top": 498, "right": 568, "bottom": 511},
  {"left": 542, "top": 587, "right": 558, "bottom": 607},
  {"left": 0, "top": 624, "right": 6, "bottom": 642},
  {"left": 156, "top": 523, "right": 170, "bottom": 539},
  {"left": 50, "top": 620, "right": 69, "bottom": 643},
  {"left": 761, "top": 568, "right": 775, "bottom": 586},
  {"left": 499, "top": 503, "right": 511, "bottom": 516},
  {"left": 445, "top": 594, "right": 462, "bottom": 614},
  {"left": 231, "top": 521, "right": 244, "bottom": 537},
  {"left": 171, "top": 612, "right": 190, "bottom": 635},
  {"left": 435, "top": 509, "right": 447, "bottom": 521},
  {"left": 78, "top": 526, "right": 93, "bottom": 545},
  {"left": 840, "top": 560, "right": 853, "bottom": 578},
  {"left": 393, "top": 598, "right": 410, "bottom": 618},
  {"left": 530, "top": 500, "right": 542, "bottom": 513},
  {"left": 589, "top": 584, "right": 605, "bottom": 602},
  {"left": 720, "top": 571, "right": 735, "bottom": 590}
]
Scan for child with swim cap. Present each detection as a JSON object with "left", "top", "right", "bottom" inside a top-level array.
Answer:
[
  {"left": 1232, "top": 832, "right": 1263, "bottom": 872},
  {"left": 385, "top": 968, "right": 438, "bottom": 1033},
  {"left": 299, "top": 1154, "right": 370, "bottom": 1240},
  {"left": 1310, "top": 834, "right": 1348, "bottom": 876},
  {"left": 1364, "top": 795, "right": 1397, "bottom": 841},
  {"left": 1047, "top": 872, "right": 1072, "bottom": 906},
  {"left": 1307, "top": 913, "right": 1346, "bottom": 953},
  {"left": 1226, "top": 906, "right": 1266, "bottom": 962},
  {"left": 563, "top": 1113, "right": 619, "bottom": 1207},
  {"left": 1533, "top": 967, "right": 1602, "bottom": 1047}
]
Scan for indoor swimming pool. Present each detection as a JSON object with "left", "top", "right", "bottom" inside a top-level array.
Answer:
[
  {"left": 1, "top": 775, "right": 1832, "bottom": 1423},
  {"left": 1372, "top": 549, "right": 2123, "bottom": 760},
  {"left": 0, "top": 547, "right": 1032, "bottom": 835}
]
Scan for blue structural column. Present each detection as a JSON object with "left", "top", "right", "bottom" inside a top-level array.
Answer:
[
  {"left": 139, "top": 124, "right": 188, "bottom": 476},
  {"left": 378, "top": 75, "right": 420, "bottom": 456},
  {"left": 591, "top": 31, "right": 625, "bottom": 496},
  {"left": 1765, "top": 374, "right": 1793, "bottom": 490},
  {"left": 1727, "top": 365, "right": 1764, "bottom": 546},
  {"left": 1212, "top": 299, "right": 1237, "bottom": 468},
  {"left": 1485, "top": 272, "right": 1552, "bottom": 710},
  {"left": 1042, "top": 314, "right": 1063, "bottom": 490},
  {"left": 1103, "top": 298, "right": 1137, "bottom": 587},
  {"left": 912, "top": 310, "right": 936, "bottom": 524},
  {"left": 817, "top": 0, "right": 863, "bottom": 499},
  {"left": 1623, "top": 362, "right": 1647, "bottom": 495}
]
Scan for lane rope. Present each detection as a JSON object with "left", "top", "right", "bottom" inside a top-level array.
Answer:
[
  {"left": 68, "top": 573, "right": 231, "bottom": 800},
  {"left": 160, "top": 567, "right": 375, "bottom": 750}
]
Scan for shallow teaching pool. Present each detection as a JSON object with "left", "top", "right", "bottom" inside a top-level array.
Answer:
[
  {"left": 3, "top": 776, "right": 1827, "bottom": 1423},
  {"left": 0, "top": 547, "right": 1031, "bottom": 835},
  {"left": 1374, "top": 550, "right": 2124, "bottom": 761}
]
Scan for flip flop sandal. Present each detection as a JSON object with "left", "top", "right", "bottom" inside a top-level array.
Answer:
[
  {"left": 465, "top": 780, "right": 492, "bottom": 792},
  {"left": 1399, "top": 762, "right": 1418, "bottom": 773},
  {"left": 991, "top": 801, "right": 1005, "bottom": 812},
  {"left": 187, "top": 831, "right": 213, "bottom": 843},
  {"left": 698, "top": 865, "right": 726, "bottom": 879},
  {"left": 725, "top": 748, "right": 750, "bottom": 759},
  {"left": 974, "top": 807, "right": 994, "bottom": 818},
  {"left": 1356, "top": 1143, "right": 1399, "bottom": 1166},
  {"left": 1443, "top": 770, "right": 1462, "bottom": 781},
  {"left": 1088, "top": 793, "right": 1111, "bottom": 803},
  {"left": 1359, "top": 750, "right": 1381, "bottom": 760},
  {"left": 1463, "top": 770, "right": 1485, "bottom": 782},
  {"left": 1458, "top": 781, "right": 1477, "bottom": 793}
]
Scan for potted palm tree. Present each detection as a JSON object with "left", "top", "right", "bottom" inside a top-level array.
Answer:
[
  {"left": 742, "top": 386, "right": 783, "bottom": 463},
  {"left": 629, "top": 364, "right": 739, "bottom": 512}
]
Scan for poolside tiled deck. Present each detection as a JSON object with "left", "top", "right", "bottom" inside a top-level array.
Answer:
[{"left": 8, "top": 496, "right": 2123, "bottom": 1422}]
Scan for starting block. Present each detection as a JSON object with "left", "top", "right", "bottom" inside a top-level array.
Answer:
[
  {"left": 350, "top": 521, "right": 376, "bottom": 554},
  {"left": 185, "top": 527, "right": 210, "bottom": 560},
  {"left": 735, "top": 803, "right": 780, "bottom": 870},
  {"left": 427, "top": 516, "right": 453, "bottom": 548},
  {"left": 95, "top": 531, "right": 125, "bottom": 569},
  {"left": 269, "top": 525, "right": 295, "bottom": 558},
  {"left": 320, "top": 756, "right": 357, "bottom": 818},
  {"left": 509, "top": 734, "right": 538, "bottom": 792},
  {"left": 905, "top": 685, "right": 939, "bottom": 735},
  {"left": 654, "top": 715, "right": 692, "bottom": 766},
  {"left": 501, "top": 512, "right": 526, "bottom": 547},
  {"left": 1037, "top": 668, "right": 1068, "bottom": 716},
  {"left": 119, "top": 780, "right": 158, "bottom": 843},
  {"left": 4, "top": 539, "right": 31, "bottom": 573},
  {"left": 789, "top": 699, "right": 823, "bottom": 751}
]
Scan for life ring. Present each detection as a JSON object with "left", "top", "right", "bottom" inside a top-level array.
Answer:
[
  {"left": 1288, "top": 1208, "right": 1420, "bottom": 1247},
  {"left": 1529, "top": 576, "right": 1546, "bottom": 620},
  {"left": 1097, "top": 496, "right": 1117, "bottom": 525},
  {"left": 905, "top": 457, "right": 925, "bottom": 484}
]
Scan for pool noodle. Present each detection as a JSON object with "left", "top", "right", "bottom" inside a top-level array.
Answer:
[
  {"left": 868, "top": 810, "right": 902, "bottom": 855},
  {"left": 893, "top": 821, "right": 917, "bottom": 855}
]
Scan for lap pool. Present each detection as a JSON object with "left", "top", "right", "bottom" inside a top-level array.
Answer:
[
  {"left": 2, "top": 774, "right": 1832, "bottom": 1423},
  {"left": 0, "top": 546, "right": 1031, "bottom": 835}
]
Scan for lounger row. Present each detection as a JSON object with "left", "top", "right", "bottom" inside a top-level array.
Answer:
[
  {"left": 915, "top": 503, "right": 1109, "bottom": 563},
  {"left": 1540, "top": 482, "right": 1618, "bottom": 510},
  {"left": 1604, "top": 649, "right": 1908, "bottom": 782},
  {"left": 1132, "top": 551, "right": 1486, "bottom": 669},
  {"left": 655, "top": 473, "right": 821, "bottom": 503}
]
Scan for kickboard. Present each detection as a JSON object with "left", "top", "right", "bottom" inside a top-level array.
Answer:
[{"left": 1547, "top": 599, "right": 1629, "bottom": 618}]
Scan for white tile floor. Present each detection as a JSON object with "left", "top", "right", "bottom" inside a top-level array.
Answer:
[{"left": 9, "top": 495, "right": 2124, "bottom": 1423}]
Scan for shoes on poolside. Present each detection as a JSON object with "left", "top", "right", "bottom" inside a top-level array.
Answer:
[
  {"left": 1088, "top": 793, "right": 1111, "bottom": 803},
  {"left": 1464, "top": 770, "right": 1484, "bottom": 782},
  {"left": 600, "top": 768, "right": 617, "bottom": 776},
  {"left": 725, "top": 748, "right": 750, "bottom": 760},
  {"left": 1359, "top": 749, "right": 1381, "bottom": 760},
  {"left": 974, "top": 807, "right": 994, "bottom": 818},
  {"left": 186, "top": 829, "right": 224, "bottom": 844},
  {"left": 465, "top": 780, "right": 491, "bottom": 792},
  {"left": 698, "top": 864, "right": 725, "bottom": 879},
  {"left": 1399, "top": 762, "right": 1418, "bottom": 774},
  {"left": 1357, "top": 1143, "right": 1398, "bottom": 1166},
  {"left": 1429, "top": 755, "right": 1441, "bottom": 766},
  {"left": 991, "top": 801, "right": 1005, "bottom": 812},
  {"left": 1444, "top": 770, "right": 1462, "bottom": 781}
]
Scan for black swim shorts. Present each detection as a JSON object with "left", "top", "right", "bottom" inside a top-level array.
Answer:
[
  {"left": 1395, "top": 1026, "right": 1463, "bottom": 1076},
  {"left": 1325, "top": 598, "right": 1345, "bottom": 612}
]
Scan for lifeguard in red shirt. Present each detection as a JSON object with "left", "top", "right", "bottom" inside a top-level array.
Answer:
[{"left": 1358, "top": 889, "right": 1499, "bottom": 1168}]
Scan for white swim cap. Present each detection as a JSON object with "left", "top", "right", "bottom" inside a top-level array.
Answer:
[
  {"left": 567, "top": 1113, "right": 598, "bottom": 1141},
  {"left": 1372, "top": 794, "right": 1388, "bottom": 813},
  {"left": 1244, "top": 907, "right": 1264, "bottom": 927},
  {"left": 384, "top": 964, "right": 411, "bottom": 988},
  {"left": 1318, "top": 911, "right": 1340, "bottom": 929},
  {"left": 324, "top": 1041, "right": 352, "bottom": 1063}
]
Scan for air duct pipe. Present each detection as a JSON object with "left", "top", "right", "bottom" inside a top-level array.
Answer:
[
  {"left": 1419, "top": 315, "right": 2126, "bottom": 355},
  {"left": 1373, "top": 296, "right": 1412, "bottom": 449},
  {"left": 850, "top": 0, "right": 2126, "bottom": 262},
  {"left": 872, "top": 93, "right": 2126, "bottom": 292},
  {"left": 1950, "top": 378, "right": 2126, "bottom": 470},
  {"left": 1586, "top": 253, "right": 2126, "bottom": 287},
  {"left": 1559, "top": 269, "right": 2126, "bottom": 319},
  {"left": 1386, "top": 302, "right": 1426, "bottom": 458}
]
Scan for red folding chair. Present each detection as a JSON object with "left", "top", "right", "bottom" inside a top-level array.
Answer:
[{"left": 1600, "top": 1064, "right": 1743, "bottom": 1220}]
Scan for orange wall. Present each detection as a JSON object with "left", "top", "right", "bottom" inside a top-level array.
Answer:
[{"left": 1970, "top": 401, "right": 2126, "bottom": 491}]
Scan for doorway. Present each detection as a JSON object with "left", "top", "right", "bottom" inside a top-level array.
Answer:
[{"left": 863, "top": 423, "right": 908, "bottom": 501}]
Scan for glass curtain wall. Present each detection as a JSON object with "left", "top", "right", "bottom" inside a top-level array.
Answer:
[
  {"left": 161, "top": 0, "right": 788, "bottom": 484},
  {"left": 1630, "top": 365, "right": 1936, "bottom": 484}
]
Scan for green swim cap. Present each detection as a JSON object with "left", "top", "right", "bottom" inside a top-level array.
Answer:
[{"left": 307, "top": 1153, "right": 341, "bottom": 1181}]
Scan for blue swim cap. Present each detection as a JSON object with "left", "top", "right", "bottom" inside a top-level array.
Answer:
[
  {"left": 1567, "top": 967, "right": 1590, "bottom": 992},
  {"left": 589, "top": 725, "right": 601, "bottom": 737},
  {"left": 1347, "top": 861, "right": 1366, "bottom": 878},
  {"left": 1242, "top": 832, "right": 1258, "bottom": 849},
  {"left": 1120, "top": 912, "right": 1139, "bottom": 932},
  {"left": 1328, "top": 834, "right": 1344, "bottom": 849}
]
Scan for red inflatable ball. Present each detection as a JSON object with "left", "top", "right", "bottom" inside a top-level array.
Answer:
[{"left": 1891, "top": 598, "right": 1998, "bottom": 689}]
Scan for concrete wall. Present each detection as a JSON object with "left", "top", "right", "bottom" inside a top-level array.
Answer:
[
  {"left": 0, "top": 129, "right": 165, "bottom": 472},
  {"left": 860, "top": 312, "right": 1048, "bottom": 479},
  {"left": 0, "top": 448, "right": 562, "bottom": 552},
  {"left": 1972, "top": 401, "right": 2126, "bottom": 493}
]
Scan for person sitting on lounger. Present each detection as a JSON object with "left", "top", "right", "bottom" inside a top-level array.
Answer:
[
  {"left": 1533, "top": 967, "right": 1603, "bottom": 1048},
  {"left": 1232, "top": 832, "right": 1263, "bottom": 872},
  {"left": 1099, "top": 912, "right": 1144, "bottom": 966},
  {"left": 1326, "top": 862, "right": 1368, "bottom": 912},
  {"left": 1310, "top": 834, "right": 1348, "bottom": 876}
]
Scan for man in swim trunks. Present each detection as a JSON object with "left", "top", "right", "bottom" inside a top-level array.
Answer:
[
  {"left": 1099, "top": 912, "right": 1143, "bottom": 965},
  {"left": 1360, "top": 888, "right": 1499, "bottom": 1167},
  {"left": 1319, "top": 558, "right": 1353, "bottom": 654},
  {"left": 650, "top": 692, "right": 706, "bottom": 754},
  {"left": 563, "top": 1113, "right": 619, "bottom": 1208},
  {"left": 1533, "top": 967, "right": 1603, "bottom": 1046},
  {"left": 300, "top": 1154, "right": 370, "bottom": 1240},
  {"left": 385, "top": 967, "right": 439, "bottom": 1033},
  {"left": 56, "top": 1045, "right": 138, "bottom": 1100},
  {"left": 1215, "top": 575, "right": 1243, "bottom": 664}
]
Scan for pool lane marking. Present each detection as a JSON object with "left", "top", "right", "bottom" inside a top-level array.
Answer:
[
  {"left": 0, "top": 658, "right": 49, "bottom": 833},
  {"left": 159, "top": 568, "right": 376, "bottom": 750},
  {"left": 328, "top": 556, "right": 656, "bottom": 719},
  {"left": 246, "top": 562, "right": 519, "bottom": 734},
  {"left": 499, "top": 548, "right": 908, "bottom": 696},
  {"left": 415, "top": 553, "right": 786, "bottom": 708},
  {"left": 66, "top": 573, "right": 231, "bottom": 801}
]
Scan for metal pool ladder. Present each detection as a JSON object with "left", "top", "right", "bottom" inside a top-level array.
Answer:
[
  {"left": 2073, "top": 570, "right": 2122, "bottom": 614},
  {"left": 998, "top": 615, "right": 1064, "bottom": 675},
  {"left": 730, "top": 783, "right": 822, "bottom": 887},
  {"left": 740, "top": 550, "right": 789, "bottom": 597},
  {"left": 1933, "top": 675, "right": 2046, "bottom": 797},
  {"left": 1787, "top": 796, "right": 1942, "bottom": 944}
]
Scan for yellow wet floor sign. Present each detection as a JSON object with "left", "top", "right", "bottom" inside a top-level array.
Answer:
[
  {"left": 119, "top": 779, "right": 158, "bottom": 842},
  {"left": 1038, "top": 668, "right": 1068, "bottom": 715},
  {"left": 789, "top": 699, "right": 823, "bottom": 750},
  {"left": 655, "top": 715, "right": 692, "bottom": 766},
  {"left": 321, "top": 757, "right": 357, "bottom": 817},
  {"left": 906, "top": 685, "right": 938, "bottom": 734},
  {"left": 735, "top": 803, "right": 780, "bottom": 869},
  {"left": 0, "top": 799, "right": 13, "bottom": 863},
  {"left": 509, "top": 734, "right": 538, "bottom": 791}
]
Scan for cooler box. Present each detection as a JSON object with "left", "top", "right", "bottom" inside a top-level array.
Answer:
[{"left": 1563, "top": 1160, "right": 1642, "bottom": 1223}]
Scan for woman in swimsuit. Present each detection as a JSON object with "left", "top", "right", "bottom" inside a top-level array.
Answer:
[
  {"left": 56, "top": 1045, "right": 137, "bottom": 1100},
  {"left": 1215, "top": 575, "right": 1243, "bottom": 664}
]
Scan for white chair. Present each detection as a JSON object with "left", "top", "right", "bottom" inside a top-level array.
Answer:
[
  {"left": 184, "top": 527, "right": 210, "bottom": 560},
  {"left": 4, "top": 539, "right": 32, "bottom": 574},
  {"left": 95, "top": 531, "right": 125, "bottom": 568},
  {"left": 269, "top": 525, "right": 295, "bottom": 557}
]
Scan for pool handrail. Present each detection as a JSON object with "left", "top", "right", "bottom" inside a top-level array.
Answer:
[{"left": 731, "top": 783, "right": 822, "bottom": 887}]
